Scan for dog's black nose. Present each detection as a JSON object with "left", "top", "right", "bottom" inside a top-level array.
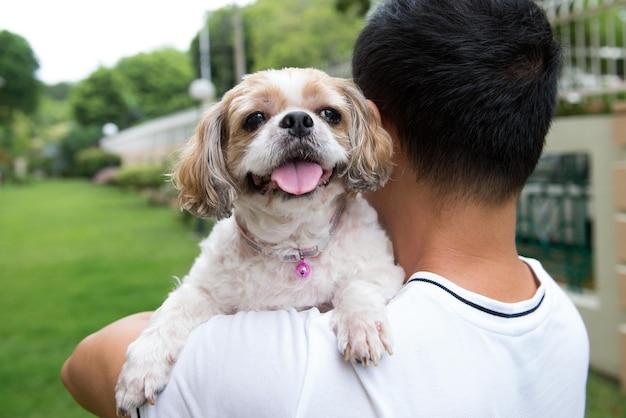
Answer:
[{"left": 279, "top": 111, "right": 314, "bottom": 137}]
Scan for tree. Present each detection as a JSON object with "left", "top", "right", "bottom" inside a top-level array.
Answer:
[
  {"left": 190, "top": 0, "right": 364, "bottom": 96},
  {"left": 116, "top": 48, "right": 195, "bottom": 119},
  {"left": 70, "top": 67, "right": 135, "bottom": 129},
  {"left": 0, "top": 30, "right": 39, "bottom": 124},
  {"left": 335, "top": 0, "right": 371, "bottom": 16},
  {"left": 243, "top": 0, "right": 363, "bottom": 73},
  {"left": 189, "top": 7, "right": 255, "bottom": 96},
  {"left": 45, "top": 82, "right": 72, "bottom": 102}
]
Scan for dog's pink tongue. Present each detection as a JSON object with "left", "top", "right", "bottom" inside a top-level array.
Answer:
[{"left": 271, "top": 161, "right": 323, "bottom": 195}]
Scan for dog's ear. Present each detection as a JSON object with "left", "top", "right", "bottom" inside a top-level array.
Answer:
[
  {"left": 172, "top": 101, "right": 237, "bottom": 219},
  {"left": 338, "top": 79, "right": 393, "bottom": 192}
]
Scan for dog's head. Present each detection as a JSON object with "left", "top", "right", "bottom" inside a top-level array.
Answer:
[{"left": 173, "top": 68, "right": 393, "bottom": 219}]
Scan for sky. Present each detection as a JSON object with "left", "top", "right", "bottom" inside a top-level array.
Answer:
[{"left": 1, "top": 0, "right": 253, "bottom": 84}]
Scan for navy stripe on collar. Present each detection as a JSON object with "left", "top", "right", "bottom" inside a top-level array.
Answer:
[{"left": 407, "top": 277, "right": 545, "bottom": 318}]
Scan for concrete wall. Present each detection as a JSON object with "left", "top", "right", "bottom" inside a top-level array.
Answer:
[{"left": 545, "top": 114, "right": 624, "bottom": 378}]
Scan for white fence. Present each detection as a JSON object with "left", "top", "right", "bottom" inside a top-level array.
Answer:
[
  {"left": 542, "top": 0, "right": 626, "bottom": 101},
  {"left": 100, "top": 108, "right": 201, "bottom": 165}
]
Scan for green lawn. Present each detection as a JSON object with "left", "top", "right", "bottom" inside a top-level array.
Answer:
[
  {"left": 0, "top": 180, "right": 625, "bottom": 417},
  {"left": 0, "top": 180, "right": 202, "bottom": 418}
]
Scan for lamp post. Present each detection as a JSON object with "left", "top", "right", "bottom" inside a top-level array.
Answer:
[
  {"left": 189, "top": 10, "right": 216, "bottom": 232},
  {"left": 232, "top": 2, "right": 246, "bottom": 82},
  {"left": 189, "top": 11, "right": 216, "bottom": 109}
]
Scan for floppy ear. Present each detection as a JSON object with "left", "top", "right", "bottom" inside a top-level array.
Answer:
[
  {"left": 339, "top": 80, "right": 394, "bottom": 192},
  {"left": 172, "top": 102, "right": 237, "bottom": 219}
]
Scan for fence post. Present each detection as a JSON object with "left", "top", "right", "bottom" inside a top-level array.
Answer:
[{"left": 611, "top": 101, "right": 626, "bottom": 391}]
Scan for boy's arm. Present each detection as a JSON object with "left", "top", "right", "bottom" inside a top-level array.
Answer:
[{"left": 61, "top": 312, "right": 153, "bottom": 418}]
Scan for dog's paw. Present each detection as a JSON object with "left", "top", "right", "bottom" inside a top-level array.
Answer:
[
  {"left": 115, "top": 338, "right": 174, "bottom": 416},
  {"left": 332, "top": 311, "right": 393, "bottom": 366}
]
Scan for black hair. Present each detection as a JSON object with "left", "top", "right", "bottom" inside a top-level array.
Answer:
[{"left": 353, "top": 0, "right": 561, "bottom": 203}]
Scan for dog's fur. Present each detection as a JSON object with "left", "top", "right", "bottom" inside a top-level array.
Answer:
[{"left": 115, "top": 68, "right": 405, "bottom": 413}]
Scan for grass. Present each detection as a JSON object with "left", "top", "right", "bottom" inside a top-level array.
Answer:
[
  {"left": 1, "top": 180, "right": 625, "bottom": 417},
  {"left": 587, "top": 372, "right": 626, "bottom": 418},
  {"left": 0, "top": 180, "right": 201, "bottom": 418}
]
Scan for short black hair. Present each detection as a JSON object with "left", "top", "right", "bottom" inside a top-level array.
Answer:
[{"left": 353, "top": 0, "right": 561, "bottom": 203}]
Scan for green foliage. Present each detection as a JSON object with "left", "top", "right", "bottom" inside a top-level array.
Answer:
[
  {"left": 45, "top": 82, "right": 73, "bottom": 102},
  {"left": 74, "top": 147, "right": 121, "bottom": 178},
  {"left": 55, "top": 125, "right": 102, "bottom": 176},
  {"left": 335, "top": 0, "right": 371, "bottom": 15},
  {"left": 0, "top": 30, "right": 39, "bottom": 123},
  {"left": 70, "top": 67, "right": 136, "bottom": 129},
  {"left": 116, "top": 48, "right": 195, "bottom": 119},
  {"left": 244, "top": 0, "right": 363, "bottom": 72},
  {"left": 190, "top": 0, "right": 363, "bottom": 95},
  {"left": 112, "top": 165, "right": 169, "bottom": 189},
  {"left": 34, "top": 91, "right": 72, "bottom": 134},
  {"left": 69, "top": 49, "right": 196, "bottom": 130},
  {"left": 189, "top": 7, "right": 255, "bottom": 96},
  {"left": 0, "top": 180, "right": 201, "bottom": 418}
]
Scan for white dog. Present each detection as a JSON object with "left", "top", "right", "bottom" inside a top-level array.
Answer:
[{"left": 115, "top": 68, "right": 405, "bottom": 414}]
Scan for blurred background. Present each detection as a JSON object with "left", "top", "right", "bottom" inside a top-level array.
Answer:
[{"left": 1, "top": 0, "right": 626, "bottom": 416}]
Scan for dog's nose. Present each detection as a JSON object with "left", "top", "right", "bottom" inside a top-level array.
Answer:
[{"left": 279, "top": 111, "right": 314, "bottom": 137}]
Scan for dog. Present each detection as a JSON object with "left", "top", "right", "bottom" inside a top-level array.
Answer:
[{"left": 115, "top": 68, "right": 405, "bottom": 414}]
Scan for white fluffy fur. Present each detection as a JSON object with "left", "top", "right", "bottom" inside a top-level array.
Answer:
[{"left": 115, "top": 69, "right": 405, "bottom": 414}]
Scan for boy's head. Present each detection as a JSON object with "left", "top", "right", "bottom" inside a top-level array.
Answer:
[{"left": 353, "top": 0, "right": 561, "bottom": 204}]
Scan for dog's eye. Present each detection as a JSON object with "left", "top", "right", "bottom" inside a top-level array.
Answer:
[
  {"left": 319, "top": 108, "right": 341, "bottom": 125},
  {"left": 243, "top": 112, "right": 266, "bottom": 131}
]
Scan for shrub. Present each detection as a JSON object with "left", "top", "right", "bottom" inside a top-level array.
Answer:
[
  {"left": 75, "top": 147, "right": 121, "bottom": 178},
  {"left": 55, "top": 125, "right": 102, "bottom": 177},
  {"left": 111, "top": 165, "right": 169, "bottom": 190}
]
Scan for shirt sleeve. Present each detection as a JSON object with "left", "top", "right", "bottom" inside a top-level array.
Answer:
[{"left": 137, "top": 308, "right": 316, "bottom": 418}]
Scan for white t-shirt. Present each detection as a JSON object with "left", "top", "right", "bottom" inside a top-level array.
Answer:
[{"left": 137, "top": 257, "right": 589, "bottom": 418}]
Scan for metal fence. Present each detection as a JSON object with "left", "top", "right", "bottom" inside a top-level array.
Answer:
[
  {"left": 542, "top": 0, "right": 626, "bottom": 102},
  {"left": 517, "top": 153, "right": 593, "bottom": 291}
]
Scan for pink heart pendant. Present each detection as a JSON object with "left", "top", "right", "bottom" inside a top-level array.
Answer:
[{"left": 295, "top": 259, "right": 312, "bottom": 279}]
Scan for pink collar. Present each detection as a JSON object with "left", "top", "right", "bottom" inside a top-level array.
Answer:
[{"left": 235, "top": 196, "right": 347, "bottom": 279}]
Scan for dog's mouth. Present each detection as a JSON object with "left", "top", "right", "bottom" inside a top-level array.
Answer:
[{"left": 248, "top": 159, "right": 334, "bottom": 196}]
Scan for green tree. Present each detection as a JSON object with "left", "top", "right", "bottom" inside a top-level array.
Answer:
[
  {"left": 70, "top": 67, "right": 135, "bottom": 129},
  {"left": 0, "top": 30, "right": 39, "bottom": 124},
  {"left": 189, "top": 7, "right": 255, "bottom": 96},
  {"left": 55, "top": 124, "right": 102, "bottom": 176},
  {"left": 244, "top": 0, "right": 363, "bottom": 72},
  {"left": 45, "top": 81, "right": 72, "bottom": 102},
  {"left": 335, "top": 0, "right": 371, "bottom": 15},
  {"left": 116, "top": 48, "right": 195, "bottom": 119},
  {"left": 190, "top": 0, "right": 363, "bottom": 96}
]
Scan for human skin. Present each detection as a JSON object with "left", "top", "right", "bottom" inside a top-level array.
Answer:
[
  {"left": 61, "top": 103, "right": 539, "bottom": 417},
  {"left": 61, "top": 313, "right": 152, "bottom": 418}
]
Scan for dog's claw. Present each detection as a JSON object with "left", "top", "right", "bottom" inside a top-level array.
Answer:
[
  {"left": 333, "top": 311, "right": 393, "bottom": 367},
  {"left": 115, "top": 336, "right": 174, "bottom": 415}
]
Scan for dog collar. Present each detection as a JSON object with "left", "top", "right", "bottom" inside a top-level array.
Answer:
[{"left": 235, "top": 196, "right": 347, "bottom": 279}]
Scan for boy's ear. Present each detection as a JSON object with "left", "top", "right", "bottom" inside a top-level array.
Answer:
[{"left": 172, "top": 102, "right": 237, "bottom": 219}]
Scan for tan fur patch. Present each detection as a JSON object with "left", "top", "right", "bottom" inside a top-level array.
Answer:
[{"left": 223, "top": 73, "right": 298, "bottom": 172}]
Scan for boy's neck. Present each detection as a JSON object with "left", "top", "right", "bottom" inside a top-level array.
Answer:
[{"left": 367, "top": 171, "right": 539, "bottom": 303}]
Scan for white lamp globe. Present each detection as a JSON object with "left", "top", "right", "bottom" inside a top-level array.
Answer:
[
  {"left": 189, "top": 79, "right": 216, "bottom": 102},
  {"left": 102, "top": 122, "right": 119, "bottom": 137}
]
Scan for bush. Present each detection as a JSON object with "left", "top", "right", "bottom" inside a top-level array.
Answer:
[
  {"left": 111, "top": 165, "right": 169, "bottom": 190},
  {"left": 75, "top": 147, "right": 121, "bottom": 178},
  {"left": 53, "top": 124, "right": 102, "bottom": 177}
]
